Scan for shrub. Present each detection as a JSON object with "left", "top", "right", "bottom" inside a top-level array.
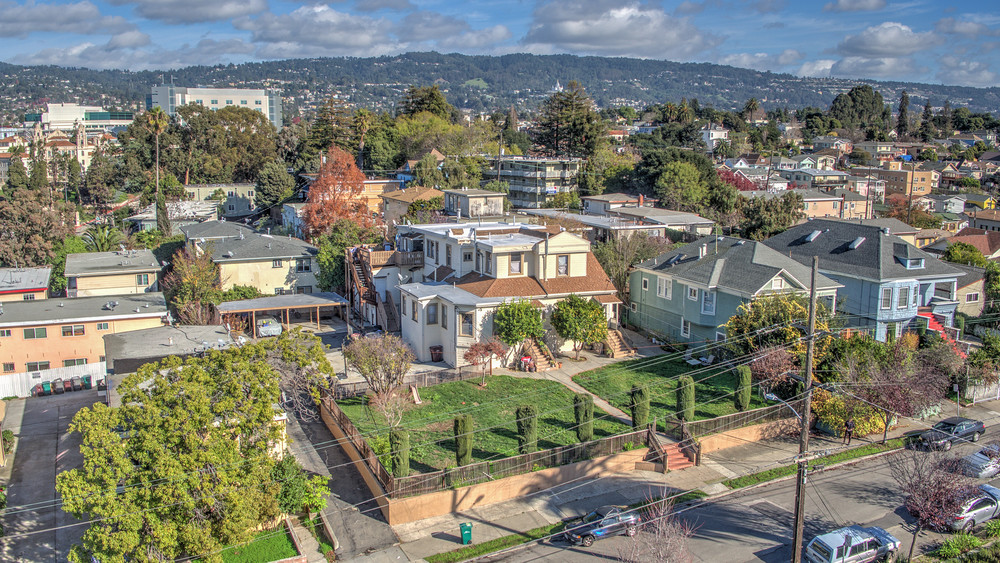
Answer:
[
  {"left": 1, "top": 430, "right": 13, "bottom": 455},
  {"left": 676, "top": 375, "right": 695, "bottom": 421},
  {"left": 516, "top": 405, "right": 538, "bottom": 454},
  {"left": 454, "top": 414, "right": 474, "bottom": 466},
  {"left": 734, "top": 366, "right": 751, "bottom": 412},
  {"left": 368, "top": 433, "right": 392, "bottom": 472},
  {"left": 985, "top": 518, "right": 1000, "bottom": 538},
  {"left": 812, "top": 389, "right": 885, "bottom": 437},
  {"left": 956, "top": 315, "right": 966, "bottom": 336},
  {"left": 630, "top": 384, "right": 650, "bottom": 428},
  {"left": 936, "top": 532, "right": 982, "bottom": 558},
  {"left": 574, "top": 394, "right": 594, "bottom": 442},
  {"left": 389, "top": 429, "right": 410, "bottom": 478},
  {"left": 271, "top": 456, "right": 310, "bottom": 515}
]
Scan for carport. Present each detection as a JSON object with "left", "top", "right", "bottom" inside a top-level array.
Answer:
[{"left": 217, "top": 292, "right": 349, "bottom": 333}]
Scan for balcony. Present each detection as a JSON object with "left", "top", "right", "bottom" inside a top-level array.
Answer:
[{"left": 360, "top": 248, "right": 424, "bottom": 268}]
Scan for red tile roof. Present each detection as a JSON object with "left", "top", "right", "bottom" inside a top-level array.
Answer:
[{"left": 948, "top": 227, "right": 1000, "bottom": 256}]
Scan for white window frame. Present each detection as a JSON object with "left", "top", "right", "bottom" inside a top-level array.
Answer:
[
  {"left": 701, "top": 290, "right": 716, "bottom": 315},
  {"left": 681, "top": 318, "right": 691, "bottom": 338},
  {"left": 967, "top": 292, "right": 981, "bottom": 303},
  {"left": 880, "top": 287, "right": 892, "bottom": 310},
  {"left": 716, "top": 331, "right": 726, "bottom": 342},
  {"left": 427, "top": 303, "right": 438, "bottom": 325},
  {"left": 687, "top": 286, "right": 698, "bottom": 301},
  {"left": 772, "top": 277, "right": 784, "bottom": 290},
  {"left": 630, "top": 302, "right": 637, "bottom": 312},
  {"left": 897, "top": 286, "right": 910, "bottom": 310},
  {"left": 642, "top": 278, "right": 649, "bottom": 291},
  {"left": 656, "top": 276, "right": 671, "bottom": 299}
]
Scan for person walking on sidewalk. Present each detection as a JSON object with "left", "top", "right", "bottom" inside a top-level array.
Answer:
[{"left": 843, "top": 418, "right": 855, "bottom": 445}]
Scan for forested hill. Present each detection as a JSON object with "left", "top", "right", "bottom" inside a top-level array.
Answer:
[{"left": 2, "top": 52, "right": 1000, "bottom": 123}]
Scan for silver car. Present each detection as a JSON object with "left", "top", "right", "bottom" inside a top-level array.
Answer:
[
  {"left": 962, "top": 444, "right": 1000, "bottom": 479},
  {"left": 804, "top": 525, "right": 900, "bottom": 563},
  {"left": 948, "top": 484, "right": 1000, "bottom": 532}
]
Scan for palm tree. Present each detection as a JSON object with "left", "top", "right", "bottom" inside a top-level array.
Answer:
[
  {"left": 743, "top": 98, "right": 760, "bottom": 123},
  {"left": 83, "top": 224, "right": 123, "bottom": 252},
  {"left": 145, "top": 107, "right": 170, "bottom": 233}
]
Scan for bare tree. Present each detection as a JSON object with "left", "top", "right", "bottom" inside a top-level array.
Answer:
[
  {"left": 617, "top": 496, "right": 695, "bottom": 563},
  {"left": 749, "top": 346, "right": 796, "bottom": 386},
  {"left": 344, "top": 334, "right": 414, "bottom": 396},
  {"left": 889, "top": 450, "right": 978, "bottom": 561}
]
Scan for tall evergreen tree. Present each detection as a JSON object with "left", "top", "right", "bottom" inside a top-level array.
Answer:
[
  {"left": 941, "top": 100, "right": 953, "bottom": 135},
  {"left": 536, "top": 81, "right": 606, "bottom": 159},
  {"left": 5, "top": 153, "right": 28, "bottom": 192},
  {"left": 919, "top": 101, "right": 936, "bottom": 142},
  {"left": 896, "top": 90, "right": 910, "bottom": 138}
]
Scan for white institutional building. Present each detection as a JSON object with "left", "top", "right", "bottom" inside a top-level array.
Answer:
[{"left": 147, "top": 85, "right": 283, "bottom": 128}]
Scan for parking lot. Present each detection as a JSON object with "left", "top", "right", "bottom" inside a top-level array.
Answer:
[{"left": 1, "top": 391, "right": 99, "bottom": 562}]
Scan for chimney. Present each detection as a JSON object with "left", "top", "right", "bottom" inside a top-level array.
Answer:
[
  {"left": 639, "top": 194, "right": 644, "bottom": 207},
  {"left": 699, "top": 244, "right": 707, "bottom": 258}
]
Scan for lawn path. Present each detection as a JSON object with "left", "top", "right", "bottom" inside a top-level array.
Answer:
[{"left": 500, "top": 366, "right": 633, "bottom": 426}]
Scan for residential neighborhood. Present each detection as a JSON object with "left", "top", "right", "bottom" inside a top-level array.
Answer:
[{"left": 5, "top": 8, "right": 1000, "bottom": 563}]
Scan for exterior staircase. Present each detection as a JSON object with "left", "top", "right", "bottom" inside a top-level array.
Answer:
[
  {"left": 917, "top": 311, "right": 966, "bottom": 358},
  {"left": 524, "top": 338, "right": 553, "bottom": 371},
  {"left": 635, "top": 440, "right": 695, "bottom": 472},
  {"left": 604, "top": 329, "right": 637, "bottom": 358}
]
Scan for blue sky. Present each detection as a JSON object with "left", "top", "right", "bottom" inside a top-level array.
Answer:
[{"left": 3, "top": 0, "right": 998, "bottom": 87}]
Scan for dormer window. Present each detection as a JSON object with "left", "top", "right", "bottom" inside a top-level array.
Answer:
[
  {"left": 906, "top": 258, "right": 925, "bottom": 269},
  {"left": 509, "top": 252, "right": 522, "bottom": 275}
]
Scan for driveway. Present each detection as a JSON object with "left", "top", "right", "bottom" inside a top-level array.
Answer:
[{"left": 1, "top": 391, "right": 100, "bottom": 562}]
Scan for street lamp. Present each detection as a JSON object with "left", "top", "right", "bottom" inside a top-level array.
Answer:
[{"left": 764, "top": 393, "right": 802, "bottom": 421}]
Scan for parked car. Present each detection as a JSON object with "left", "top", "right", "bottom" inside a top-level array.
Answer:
[
  {"left": 804, "top": 525, "right": 900, "bottom": 563},
  {"left": 919, "top": 417, "right": 985, "bottom": 451},
  {"left": 962, "top": 443, "right": 1000, "bottom": 478},
  {"left": 52, "top": 378, "right": 64, "bottom": 394},
  {"left": 255, "top": 316, "right": 283, "bottom": 338},
  {"left": 946, "top": 484, "right": 1000, "bottom": 532},
  {"left": 560, "top": 505, "right": 641, "bottom": 547}
]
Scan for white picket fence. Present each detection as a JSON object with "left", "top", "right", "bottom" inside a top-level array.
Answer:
[{"left": 0, "top": 362, "right": 106, "bottom": 398}]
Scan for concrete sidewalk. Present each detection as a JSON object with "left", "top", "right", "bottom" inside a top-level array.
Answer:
[{"left": 353, "top": 397, "right": 1000, "bottom": 562}]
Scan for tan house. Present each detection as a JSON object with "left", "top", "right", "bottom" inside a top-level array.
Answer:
[
  {"left": 362, "top": 178, "right": 401, "bottom": 214},
  {"left": 953, "top": 263, "right": 986, "bottom": 317},
  {"left": 0, "top": 267, "right": 50, "bottom": 302},
  {"left": 877, "top": 161, "right": 939, "bottom": 197},
  {"left": 443, "top": 188, "right": 506, "bottom": 218},
  {"left": 64, "top": 250, "right": 161, "bottom": 298},
  {"left": 580, "top": 193, "right": 656, "bottom": 216},
  {"left": 200, "top": 232, "right": 319, "bottom": 295},
  {"left": 0, "top": 293, "right": 168, "bottom": 373},
  {"left": 396, "top": 223, "right": 619, "bottom": 367},
  {"left": 381, "top": 186, "right": 443, "bottom": 227}
]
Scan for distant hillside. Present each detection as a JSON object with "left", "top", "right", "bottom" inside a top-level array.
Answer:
[{"left": 1, "top": 52, "right": 999, "bottom": 125}]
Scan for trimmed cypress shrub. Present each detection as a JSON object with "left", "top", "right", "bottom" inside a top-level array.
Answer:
[
  {"left": 516, "top": 405, "right": 538, "bottom": 454},
  {"left": 574, "top": 393, "right": 594, "bottom": 442},
  {"left": 956, "top": 315, "right": 966, "bottom": 336},
  {"left": 734, "top": 365, "right": 752, "bottom": 412},
  {"left": 630, "top": 384, "right": 650, "bottom": 428},
  {"left": 454, "top": 414, "right": 473, "bottom": 466},
  {"left": 389, "top": 428, "right": 410, "bottom": 478},
  {"left": 677, "top": 375, "right": 695, "bottom": 421}
]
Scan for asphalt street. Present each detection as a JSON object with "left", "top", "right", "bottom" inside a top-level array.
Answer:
[{"left": 488, "top": 420, "right": 1000, "bottom": 563}]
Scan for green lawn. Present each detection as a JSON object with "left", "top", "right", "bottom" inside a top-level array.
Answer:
[
  {"left": 338, "top": 375, "right": 632, "bottom": 472},
  {"left": 572, "top": 357, "right": 767, "bottom": 421},
  {"left": 218, "top": 528, "right": 298, "bottom": 563}
]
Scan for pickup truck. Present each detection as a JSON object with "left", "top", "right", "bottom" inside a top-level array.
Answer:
[{"left": 804, "top": 525, "right": 900, "bottom": 563}]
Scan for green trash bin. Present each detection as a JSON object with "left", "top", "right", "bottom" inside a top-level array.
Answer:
[{"left": 460, "top": 522, "right": 472, "bottom": 545}]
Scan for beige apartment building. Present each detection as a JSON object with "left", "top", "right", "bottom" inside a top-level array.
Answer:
[
  {"left": 0, "top": 293, "right": 168, "bottom": 373},
  {"left": 64, "top": 250, "right": 161, "bottom": 298},
  {"left": 877, "top": 162, "right": 939, "bottom": 197},
  {"left": 0, "top": 267, "right": 50, "bottom": 302}
]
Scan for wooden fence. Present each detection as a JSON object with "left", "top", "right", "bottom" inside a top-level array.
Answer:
[
  {"left": 320, "top": 398, "right": 396, "bottom": 494},
  {"left": 663, "top": 398, "right": 804, "bottom": 449},
  {"left": 333, "top": 366, "right": 480, "bottom": 399}
]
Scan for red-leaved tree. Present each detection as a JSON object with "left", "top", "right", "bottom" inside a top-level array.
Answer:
[
  {"left": 303, "top": 146, "right": 376, "bottom": 239},
  {"left": 464, "top": 337, "right": 508, "bottom": 386},
  {"left": 717, "top": 168, "right": 758, "bottom": 191}
]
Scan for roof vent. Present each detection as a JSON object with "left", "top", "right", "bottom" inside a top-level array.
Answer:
[
  {"left": 58, "top": 302, "right": 64, "bottom": 307},
  {"left": 848, "top": 236, "right": 866, "bottom": 250},
  {"left": 804, "top": 230, "right": 822, "bottom": 242},
  {"left": 882, "top": 227, "right": 890, "bottom": 235}
]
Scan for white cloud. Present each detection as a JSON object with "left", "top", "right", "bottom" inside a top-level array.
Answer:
[
  {"left": 796, "top": 59, "right": 836, "bottom": 77},
  {"left": 935, "top": 17, "right": 998, "bottom": 37},
  {"left": 355, "top": 0, "right": 415, "bottom": 12},
  {"left": 521, "top": 0, "right": 720, "bottom": 59},
  {"left": 829, "top": 56, "right": 919, "bottom": 79},
  {"left": 9, "top": 36, "right": 255, "bottom": 70},
  {"left": 234, "top": 5, "right": 401, "bottom": 58},
  {"left": 718, "top": 49, "right": 803, "bottom": 71},
  {"left": 936, "top": 57, "right": 1000, "bottom": 87},
  {"left": 0, "top": 1, "right": 133, "bottom": 38},
  {"left": 836, "top": 22, "right": 941, "bottom": 57},
  {"left": 823, "top": 0, "right": 885, "bottom": 12},
  {"left": 439, "top": 25, "right": 512, "bottom": 51},
  {"left": 106, "top": 0, "right": 268, "bottom": 24},
  {"left": 397, "top": 11, "right": 472, "bottom": 42}
]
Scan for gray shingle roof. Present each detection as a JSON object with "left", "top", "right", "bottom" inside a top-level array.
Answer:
[
  {"left": 180, "top": 220, "right": 255, "bottom": 241},
  {"left": 205, "top": 233, "right": 318, "bottom": 262},
  {"left": 637, "top": 236, "right": 841, "bottom": 296},
  {"left": 64, "top": 250, "right": 161, "bottom": 277},
  {"left": 951, "top": 262, "right": 986, "bottom": 289},
  {"left": 761, "top": 219, "right": 962, "bottom": 281}
]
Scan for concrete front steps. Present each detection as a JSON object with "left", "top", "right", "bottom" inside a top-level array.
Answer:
[{"left": 634, "top": 442, "right": 695, "bottom": 472}]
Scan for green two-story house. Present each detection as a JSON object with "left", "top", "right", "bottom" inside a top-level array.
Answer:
[{"left": 628, "top": 236, "right": 842, "bottom": 343}]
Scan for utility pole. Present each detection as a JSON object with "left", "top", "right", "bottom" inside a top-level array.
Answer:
[{"left": 791, "top": 256, "right": 819, "bottom": 563}]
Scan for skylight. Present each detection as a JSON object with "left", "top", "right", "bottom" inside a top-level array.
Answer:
[
  {"left": 848, "top": 236, "right": 866, "bottom": 250},
  {"left": 804, "top": 230, "right": 823, "bottom": 242}
]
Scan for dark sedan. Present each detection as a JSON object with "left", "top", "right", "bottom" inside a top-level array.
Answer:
[
  {"left": 920, "top": 417, "right": 985, "bottom": 451},
  {"left": 561, "top": 505, "right": 640, "bottom": 547}
]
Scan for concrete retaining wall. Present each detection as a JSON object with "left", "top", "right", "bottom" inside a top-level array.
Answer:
[{"left": 698, "top": 417, "right": 798, "bottom": 454}]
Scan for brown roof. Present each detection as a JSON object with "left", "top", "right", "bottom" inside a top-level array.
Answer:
[
  {"left": 972, "top": 209, "right": 1000, "bottom": 223},
  {"left": 431, "top": 265, "right": 454, "bottom": 281},
  {"left": 591, "top": 294, "right": 622, "bottom": 304},
  {"left": 381, "top": 186, "right": 443, "bottom": 204},
  {"left": 944, "top": 227, "right": 1000, "bottom": 256},
  {"left": 453, "top": 253, "right": 616, "bottom": 299}
]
